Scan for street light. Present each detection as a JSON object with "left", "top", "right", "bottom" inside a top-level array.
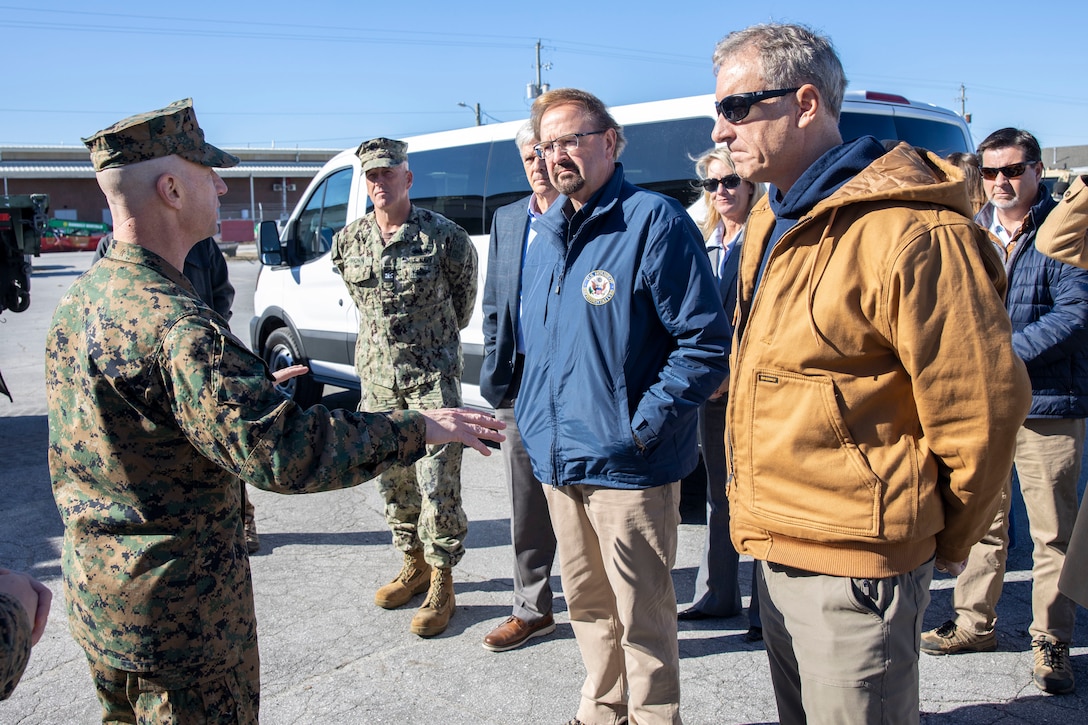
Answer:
[{"left": 458, "top": 102, "right": 482, "bottom": 127}]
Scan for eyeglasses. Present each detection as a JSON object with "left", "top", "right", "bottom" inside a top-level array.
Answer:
[
  {"left": 693, "top": 175, "right": 742, "bottom": 192},
  {"left": 714, "top": 88, "right": 800, "bottom": 123},
  {"left": 533, "top": 130, "right": 606, "bottom": 160},
  {"left": 979, "top": 161, "right": 1038, "bottom": 181}
]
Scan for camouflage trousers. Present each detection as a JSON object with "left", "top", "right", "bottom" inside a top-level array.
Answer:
[
  {"left": 360, "top": 375, "right": 467, "bottom": 569},
  {"left": 84, "top": 639, "right": 259, "bottom": 725}
]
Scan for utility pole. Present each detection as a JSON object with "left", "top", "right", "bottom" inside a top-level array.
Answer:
[
  {"left": 957, "top": 84, "right": 971, "bottom": 123},
  {"left": 527, "top": 39, "right": 552, "bottom": 100}
]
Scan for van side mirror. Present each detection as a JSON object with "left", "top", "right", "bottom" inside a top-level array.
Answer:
[{"left": 258, "top": 220, "right": 283, "bottom": 266}]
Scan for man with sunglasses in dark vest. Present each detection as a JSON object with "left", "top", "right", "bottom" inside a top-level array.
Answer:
[
  {"left": 922, "top": 128, "right": 1088, "bottom": 696},
  {"left": 713, "top": 24, "right": 1030, "bottom": 723}
]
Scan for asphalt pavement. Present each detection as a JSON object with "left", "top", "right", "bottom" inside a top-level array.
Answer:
[{"left": 1, "top": 249, "right": 1086, "bottom": 724}]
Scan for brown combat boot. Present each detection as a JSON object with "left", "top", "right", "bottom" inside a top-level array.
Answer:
[
  {"left": 410, "top": 566, "right": 455, "bottom": 637},
  {"left": 374, "top": 550, "right": 431, "bottom": 609}
]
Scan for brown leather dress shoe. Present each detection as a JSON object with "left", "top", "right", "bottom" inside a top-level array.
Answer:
[{"left": 482, "top": 613, "right": 556, "bottom": 652}]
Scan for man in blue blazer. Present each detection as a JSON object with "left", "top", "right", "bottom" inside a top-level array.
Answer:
[{"left": 479, "top": 122, "right": 561, "bottom": 652}]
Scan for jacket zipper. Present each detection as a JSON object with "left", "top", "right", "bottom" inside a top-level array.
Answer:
[{"left": 727, "top": 214, "right": 812, "bottom": 471}]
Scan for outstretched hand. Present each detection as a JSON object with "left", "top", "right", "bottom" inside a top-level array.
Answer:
[
  {"left": 272, "top": 365, "right": 309, "bottom": 385},
  {"left": 420, "top": 408, "right": 506, "bottom": 455}
]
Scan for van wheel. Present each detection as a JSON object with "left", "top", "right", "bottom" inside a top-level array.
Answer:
[{"left": 263, "top": 327, "right": 323, "bottom": 408}]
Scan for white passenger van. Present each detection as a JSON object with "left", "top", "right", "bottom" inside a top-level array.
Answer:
[{"left": 251, "top": 91, "right": 973, "bottom": 408}]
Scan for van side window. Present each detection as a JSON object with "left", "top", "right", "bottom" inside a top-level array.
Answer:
[
  {"left": 483, "top": 141, "right": 532, "bottom": 231},
  {"left": 410, "top": 143, "right": 491, "bottom": 235},
  {"left": 621, "top": 118, "right": 716, "bottom": 209},
  {"left": 294, "top": 167, "right": 353, "bottom": 263}
]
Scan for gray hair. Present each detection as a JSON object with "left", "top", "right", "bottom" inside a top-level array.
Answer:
[
  {"left": 514, "top": 120, "right": 536, "bottom": 152},
  {"left": 712, "top": 23, "right": 847, "bottom": 121}
]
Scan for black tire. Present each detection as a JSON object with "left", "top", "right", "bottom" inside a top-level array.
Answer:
[{"left": 263, "top": 327, "right": 323, "bottom": 408}]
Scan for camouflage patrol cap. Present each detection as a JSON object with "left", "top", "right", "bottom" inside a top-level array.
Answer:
[
  {"left": 82, "top": 98, "right": 240, "bottom": 172},
  {"left": 356, "top": 137, "right": 408, "bottom": 173}
]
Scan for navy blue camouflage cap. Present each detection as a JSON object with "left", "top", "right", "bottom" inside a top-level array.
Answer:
[
  {"left": 356, "top": 137, "right": 408, "bottom": 173},
  {"left": 82, "top": 98, "right": 240, "bottom": 172}
]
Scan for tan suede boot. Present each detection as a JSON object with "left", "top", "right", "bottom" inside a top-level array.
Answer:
[
  {"left": 374, "top": 550, "right": 431, "bottom": 609},
  {"left": 409, "top": 566, "right": 455, "bottom": 637}
]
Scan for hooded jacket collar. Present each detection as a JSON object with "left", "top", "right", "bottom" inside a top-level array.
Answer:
[
  {"left": 770, "top": 136, "right": 887, "bottom": 220},
  {"left": 748, "top": 141, "right": 986, "bottom": 346}
]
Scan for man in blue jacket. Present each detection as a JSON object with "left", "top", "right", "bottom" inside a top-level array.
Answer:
[
  {"left": 922, "top": 128, "right": 1088, "bottom": 696},
  {"left": 517, "top": 88, "right": 731, "bottom": 725},
  {"left": 479, "top": 121, "right": 560, "bottom": 652}
]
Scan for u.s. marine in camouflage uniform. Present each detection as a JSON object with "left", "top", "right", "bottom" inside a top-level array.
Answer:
[
  {"left": 46, "top": 100, "right": 502, "bottom": 723},
  {"left": 332, "top": 137, "right": 478, "bottom": 638}
]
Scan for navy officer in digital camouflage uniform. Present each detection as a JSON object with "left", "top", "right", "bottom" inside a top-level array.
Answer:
[
  {"left": 332, "top": 137, "right": 478, "bottom": 638},
  {"left": 46, "top": 98, "right": 504, "bottom": 724}
]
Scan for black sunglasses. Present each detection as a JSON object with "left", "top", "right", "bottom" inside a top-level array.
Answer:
[
  {"left": 714, "top": 88, "right": 800, "bottom": 123},
  {"left": 694, "top": 175, "right": 742, "bottom": 192},
  {"left": 979, "top": 161, "right": 1038, "bottom": 181}
]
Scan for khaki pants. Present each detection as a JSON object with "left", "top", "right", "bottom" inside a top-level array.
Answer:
[
  {"left": 86, "top": 640, "right": 259, "bottom": 725},
  {"left": 544, "top": 482, "right": 682, "bottom": 725},
  {"left": 952, "top": 418, "right": 1083, "bottom": 642},
  {"left": 760, "top": 559, "right": 932, "bottom": 725}
]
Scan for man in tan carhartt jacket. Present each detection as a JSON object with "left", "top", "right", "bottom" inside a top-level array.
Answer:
[{"left": 711, "top": 23, "right": 1032, "bottom": 724}]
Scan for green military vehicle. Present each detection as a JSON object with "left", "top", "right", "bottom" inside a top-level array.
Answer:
[{"left": 0, "top": 193, "right": 49, "bottom": 399}]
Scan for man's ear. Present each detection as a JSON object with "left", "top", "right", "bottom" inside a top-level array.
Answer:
[
  {"left": 156, "top": 172, "right": 184, "bottom": 210},
  {"left": 795, "top": 84, "right": 821, "bottom": 129},
  {"left": 604, "top": 127, "right": 618, "bottom": 161}
]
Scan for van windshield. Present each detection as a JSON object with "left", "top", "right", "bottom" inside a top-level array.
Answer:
[{"left": 839, "top": 111, "right": 971, "bottom": 156}]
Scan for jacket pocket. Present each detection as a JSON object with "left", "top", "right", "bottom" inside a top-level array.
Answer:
[
  {"left": 396, "top": 256, "right": 446, "bottom": 307},
  {"left": 340, "top": 260, "right": 376, "bottom": 287},
  {"left": 745, "top": 368, "right": 883, "bottom": 539}
]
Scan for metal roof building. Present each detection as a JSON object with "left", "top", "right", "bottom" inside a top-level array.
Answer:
[{"left": 0, "top": 145, "right": 340, "bottom": 226}]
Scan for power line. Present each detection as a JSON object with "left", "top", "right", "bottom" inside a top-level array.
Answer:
[{"left": 0, "top": 7, "right": 707, "bottom": 67}]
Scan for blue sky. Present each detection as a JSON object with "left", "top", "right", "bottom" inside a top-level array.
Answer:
[{"left": 2, "top": 1, "right": 1085, "bottom": 157}]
